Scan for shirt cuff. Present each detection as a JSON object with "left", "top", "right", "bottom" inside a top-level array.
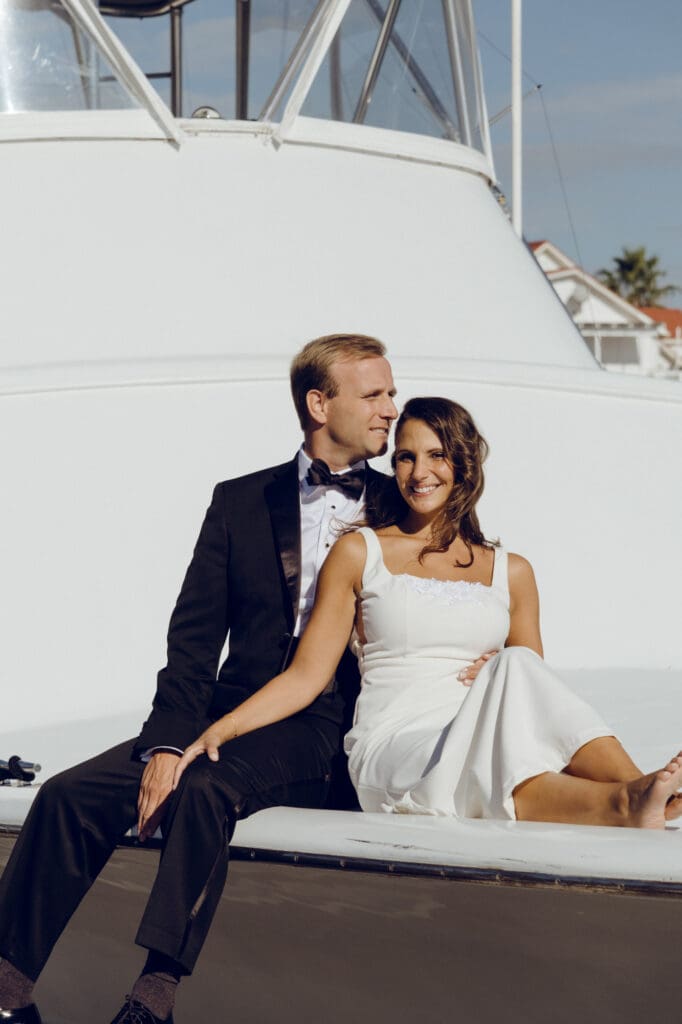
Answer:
[{"left": 139, "top": 746, "right": 184, "bottom": 763}]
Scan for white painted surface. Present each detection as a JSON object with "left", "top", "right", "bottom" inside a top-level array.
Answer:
[
  {"left": 0, "top": 130, "right": 589, "bottom": 372},
  {"left": 1, "top": 0, "right": 681, "bottom": 887},
  {"left": 234, "top": 805, "right": 682, "bottom": 885},
  {"left": 0, "top": 110, "right": 171, "bottom": 142},
  {"left": 3, "top": 364, "right": 682, "bottom": 739},
  {"left": 2, "top": 669, "right": 681, "bottom": 885},
  {"left": 3, "top": 666, "right": 679, "bottom": 787}
]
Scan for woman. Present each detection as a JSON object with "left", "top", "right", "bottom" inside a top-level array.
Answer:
[{"left": 173, "top": 398, "right": 682, "bottom": 828}]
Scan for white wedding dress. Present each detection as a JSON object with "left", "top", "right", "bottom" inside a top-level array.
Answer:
[{"left": 344, "top": 527, "right": 613, "bottom": 819}]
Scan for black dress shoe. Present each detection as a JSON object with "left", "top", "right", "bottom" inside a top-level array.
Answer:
[
  {"left": 110, "top": 998, "right": 173, "bottom": 1024},
  {"left": 0, "top": 1006, "right": 42, "bottom": 1023}
]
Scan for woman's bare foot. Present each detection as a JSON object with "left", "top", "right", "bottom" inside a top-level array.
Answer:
[{"left": 623, "top": 753, "right": 682, "bottom": 828}]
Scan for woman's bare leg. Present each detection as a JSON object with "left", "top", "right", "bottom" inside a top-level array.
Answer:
[
  {"left": 513, "top": 752, "right": 682, "bottom": 829},
  {"left": 562, "top": 737, "right": 682, "bottom": 819},
  {"left": 564, "top": 736, "right": 641, "bottom": 782}
]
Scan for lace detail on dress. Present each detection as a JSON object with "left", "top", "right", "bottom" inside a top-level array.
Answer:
[{"left": 397, "top": 574, "right": 488, "bottom": 606}]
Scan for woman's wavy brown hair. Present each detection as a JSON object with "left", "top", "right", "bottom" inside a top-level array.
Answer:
[{"left": 365, "top": 396, "right": 495, "bottom": 567}]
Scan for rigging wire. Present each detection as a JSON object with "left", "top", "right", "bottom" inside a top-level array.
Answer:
[
  {"left": 537, "top": 85, "right": 604, "bottom": 359},
  {"left": 488, "top": 84, "right": 541, "bottom": 127},
  {"left": 477, "top": 28, "right": 581, "bottom": 257},
  {"left": 477, "top": 28, "right": 540, "bottom": 87},
  {"left": 478, "top": 27, "right": 601, "bottom": 359},
  {"left": 536, "top": 87, "right": 587, "bottom": 283}
]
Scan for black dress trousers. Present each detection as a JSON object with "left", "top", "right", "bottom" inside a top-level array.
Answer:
[{"left": 0, "top": 713, "right": 337, "bottom": 979}]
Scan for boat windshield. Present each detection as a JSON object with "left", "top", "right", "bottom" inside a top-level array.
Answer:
[
  {"left": 105, "top": 0, "right": 489, "bottom": 151},
  {"left": 296, "top": 0, "right": 486, "bottom": 148},
  {"left": 0, "top": 0, "right": 139, "bottom": 111}
]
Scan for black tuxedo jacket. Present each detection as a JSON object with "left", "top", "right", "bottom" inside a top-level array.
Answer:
[{"left": 135, "top": 457, "right": 391, "bottom": 758}]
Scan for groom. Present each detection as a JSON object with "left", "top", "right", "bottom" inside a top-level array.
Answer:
[{"left": 0, "top": 334, "right": 398, "bottom": 1024}]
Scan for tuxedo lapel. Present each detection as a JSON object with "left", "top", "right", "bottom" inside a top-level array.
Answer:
[
  {"left": 264, "top": 460, "right": 388, "bottom": 632},
  {"left": 264, "top": 458, "right": 301, "bottom": 630}
]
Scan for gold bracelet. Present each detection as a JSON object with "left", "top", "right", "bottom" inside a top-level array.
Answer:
[{"left": 225, "top": 714, "right": 239, "bottom": 741}]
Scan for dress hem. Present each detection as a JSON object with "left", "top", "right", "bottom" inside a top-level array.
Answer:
[{"left": 501, "top": 725, "right": 618, "bottom": 819}]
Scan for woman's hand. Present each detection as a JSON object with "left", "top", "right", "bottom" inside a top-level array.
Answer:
[
  {"left": 172, "top": 715, "right": 237, "bottom": 790},
  {"left": 457, "top": 650, "right": 498, "bottom": 687}
]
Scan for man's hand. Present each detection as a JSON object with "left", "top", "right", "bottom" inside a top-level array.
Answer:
[{"left": 137, "top": 752, "right": 180, "bottom": 842}]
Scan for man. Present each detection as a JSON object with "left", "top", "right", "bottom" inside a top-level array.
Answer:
[{"left": 0, "top": 334, "right": 398, "bottom": 1024}]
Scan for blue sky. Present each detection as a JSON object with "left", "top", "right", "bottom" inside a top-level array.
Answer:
[{"left": 476, "top": 0, "right": 682, "bottom": 298}]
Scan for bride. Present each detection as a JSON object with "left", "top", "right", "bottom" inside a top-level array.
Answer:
[{"left": 173, "top": 397, "right": 682, "bottom": 828}]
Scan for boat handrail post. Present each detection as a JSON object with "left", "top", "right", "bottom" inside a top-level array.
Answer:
[
  {"left": 468, "top": 0, "right": 495, "bottom": 176},
  {"left": 352, "top": 0, "right": 402, "bottom": 125},
  {"left": 363, "top": 0, "right": 458, "bottom": 141},
  {"left": 441, "top": 0, "right": 471, "bottom": 147},
  {"left": 258, "top": 0, "right": 328, "bottom": 122},
  {"left": 60, "top": 0, "right": 182, "bottom": 143},
  {"left": 170, "top": 1, "right": 183, "bottom": 116},
  {"left": 275, "top": 0, "right": 353, "bottom": 143},
  {"left": 235, "top": 0, "right": 250, "bottom": 120}
]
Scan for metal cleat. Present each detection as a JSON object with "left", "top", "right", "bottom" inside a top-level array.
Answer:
[{"left": 0, "top": 756, "right": 42, "bottom": 786}]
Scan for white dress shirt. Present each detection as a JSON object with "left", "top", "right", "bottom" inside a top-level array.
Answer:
[{"left": 295, "top": 447, "right": 366, "bottom": 635}]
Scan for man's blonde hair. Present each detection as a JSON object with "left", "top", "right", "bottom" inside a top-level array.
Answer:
[{"left": 290, "top": 334, "right": 387, "bottom": 429}]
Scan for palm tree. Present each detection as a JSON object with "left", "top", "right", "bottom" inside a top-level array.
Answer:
[{"left": 597, "top": 246, "right": 679, "bottom": 306}]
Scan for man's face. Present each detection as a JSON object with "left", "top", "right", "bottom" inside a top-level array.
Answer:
[{"left": 319, "top": 356, "right": 398, "bottom": 464}]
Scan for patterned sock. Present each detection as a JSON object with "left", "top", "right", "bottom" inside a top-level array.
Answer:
[
  {"left": 130, "top": 951, "right": 183, "bottom": 1021},
  {"left": 0, "top": 957, "right": 34, "bottom": 1010}
]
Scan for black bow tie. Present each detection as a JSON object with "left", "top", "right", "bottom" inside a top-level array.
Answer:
[{"left": 306, "top": 459, "right": 366, "bottom": 499}]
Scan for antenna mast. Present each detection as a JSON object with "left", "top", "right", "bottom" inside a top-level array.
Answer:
[{"left": 511, "top": 0, "right": 522, "bottom": 237}]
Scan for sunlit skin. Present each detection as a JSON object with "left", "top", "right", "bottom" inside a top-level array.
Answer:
[
  {"left": 171, "top": 416, "right": 682, "bottom": 830},
  {"left": 136, "top": 354, "right": 398, "bottom": 841},
  {"left": 376, "top": 420, "right": 543, "bottom": 657},
  {"left": 304, "top": 355, "right": 398, "bottom": 470},
  {"left": 393, "top": 419, "right": 455, "bottom": 525}
]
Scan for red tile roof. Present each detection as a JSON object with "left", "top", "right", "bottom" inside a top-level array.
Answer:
[
  {"left": 638, "top": 307, "right": 682, "bottom": 337},
  {"left": 529, "top": 240, "right": 546, "bottom": 251}
]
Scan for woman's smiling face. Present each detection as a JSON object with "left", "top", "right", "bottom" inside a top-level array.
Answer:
[{"left": 393, "top": 418, "right": 455, "bottom": 517}]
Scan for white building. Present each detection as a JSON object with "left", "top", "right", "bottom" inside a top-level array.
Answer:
[
  {"left": 639, "top": 305, "right": 682, "bottom": 377},
  {"left": 530, "top": 239, "right": 669, "bottom": 375}
]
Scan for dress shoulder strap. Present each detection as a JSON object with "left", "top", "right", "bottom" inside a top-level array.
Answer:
[
  {"left": 355, "top": 527, "right": 384, "bottom": 588},
  {"left": 491, "top": 544, "right": 509, "bottom": 600}
]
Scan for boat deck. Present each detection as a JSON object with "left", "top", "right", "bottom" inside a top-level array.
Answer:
[
  {"left": 3, "top": 667, "right": 680, "bottom": 890},
  {"left": 1, "top": 836, "right": 680, "bottom": 1024},
  {"left": 2, "top": 668, "right": 681, "bottom": 1021}
]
